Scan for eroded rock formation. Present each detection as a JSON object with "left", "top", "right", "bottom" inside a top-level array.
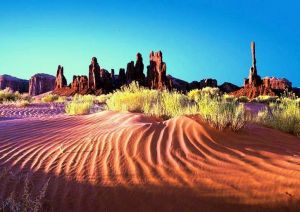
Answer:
[
  {"left": 54, "top": 65, "right": 67, "bottom": 89},
  {"left": 88, "top": 57, "right": 101, "bottom": 89},
  {"left": 126, "top": 61, "right": 135, "bottom": 84},
  {"left": 135, "top": 53, "right": 145, "bottom": 83},
  {"left": 244, "top": 42, "right": 262, "bottom": 87},
  {"left": 147, "top": 51, "right": 168, "bottom": 90},
  {"left": 231, "top": 42, "right": 291, "bottom": 99},
  {"left": 118, "top": 68, "right": 126, "bottom": 87},
  {"left": 71, "top": 75, "right": 88, "bottom": 92},
  {"left": 0, "top": 75, "right": 29, "bottom": 93},
  {"left": 262, "top": 77, "right": 292, "bottom": 90},
  {"left": 29, "top": 73, "right": 55, "bottom": 96}
]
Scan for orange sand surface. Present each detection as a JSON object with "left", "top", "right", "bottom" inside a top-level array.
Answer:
[{"left": 0, "top": 111, "right": 300, "bottom": 211}]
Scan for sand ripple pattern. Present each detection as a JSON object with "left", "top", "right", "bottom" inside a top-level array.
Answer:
[
  {"left": 0, "top": 111, "right": 300, "bottom": 211},
  {"left": 0, "top": 103, "right": 66, "bottom": 120}
]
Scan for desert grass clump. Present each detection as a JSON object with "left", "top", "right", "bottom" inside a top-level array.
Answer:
[
  {"left": 257, "top": 98, "right": 300, "bottom": 136},
  {"left": 197, "top": 95, "right": 246, "bottom": 131},
  {"left": 1, "top": 175, "right": 49, "bottom": 212},
  {"left": 15, "top": 100, "right": 30, "bottom": 108},
  {"left": 65, "top": 94, "right": 94, "bottom": 115},
  {"left": 0, "top": 87, "right": 22, "bottom": 103},
  {"left": 144, "top": 91, "right": 198, "bottom": 119},
  {"left": 253, "top": 95, "right": 278, "bottom": 104},
  {"left": 41, "top": 94, "right": 59, "bottom": 103},
  {"left": 95, "top": 94, "right": 112, "bottom": 104},
  {"left": 107, "top": 82, "right": 158, "bottom": 112},
  {"left": 223, "top": 94, "right": 237, "bottom": 102},
  {"left": 187, "top": 87, "right": 220, "bottom": 102},
  {"left": 106, "top": 82, "right": 246, "bottom": 131},
  {"left": 238, "top": 96, "right": 249, "bottom": 103},
  {"left": 55, "top": 96, "right": 67, "bottom": 103}
]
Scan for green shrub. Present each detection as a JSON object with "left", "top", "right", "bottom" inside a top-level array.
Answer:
[
  {"left": 257, "top": 98, "right": 300, "bottom": 137},
  {"left": 65, "top": 94, "right": 94, "bottom": 115}
]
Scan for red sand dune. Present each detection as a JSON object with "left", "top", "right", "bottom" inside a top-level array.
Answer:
[{"left": 0, "top": 111, "right": 300, "bottom": 211}]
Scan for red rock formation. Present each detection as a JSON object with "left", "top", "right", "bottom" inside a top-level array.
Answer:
[
  {"left": 147, "top": 51, "right": 168, "bottom": 90},
  {"left": 231, "top": 86, "right": 275, "bottom": 99},
  {"left": 29, "top": 73, "right": 55, "bottom": 96},
  {"left": 244, "top": 42, "right": 262, "bottom": 87},
  {"left": 72, "top": 75, "right": 88, "bottom": 92},
  {"left": 88, "top": 57, "right": 101, "bottom": 89},
  {"left": 0, "top": 74, "right": 29, "bottom": 93},
  {"left": 231, "top": 42, "right": 290, "bottom": 99},
  {"left": 54, "top": 65, "right": 67, "bottom": 89},
  {"left": 199, "top": 79, "right": 217, "bottom": 88},
  {"left": 262, "top": 77, "right": 291, "bottom": 90}
]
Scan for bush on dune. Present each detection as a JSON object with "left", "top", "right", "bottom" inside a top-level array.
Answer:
[
  {"left": 65, "top": 94, "right": 94, "bottom": 115},
  {"left": 253, "top": 95, "right": 278, "bottom": 103},
  {"left": 196, "top": 95, "right": 246, "bottom": 131},
  {"left": 41, "top": 94, "right": 59, "bottom": 103},
  {"left": 257, "top": 97, "right": 300, "bottom": 137},
  {"left": 95, "top": 94, "right": 112, "bottom": 104},
  {"left": 107, "top": 82, "right": 246, "bottom": 131},
  {"left": 55, "top": 96, "right": 67, "bottom": 103}
]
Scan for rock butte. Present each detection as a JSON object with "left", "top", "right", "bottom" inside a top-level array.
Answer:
[{"left": 29, "top": 73, "right": 56, "bottom": 96}]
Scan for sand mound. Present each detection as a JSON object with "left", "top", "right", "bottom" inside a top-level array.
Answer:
[{"left": 0, "top": 111, "right": 300, "bottom": 211}]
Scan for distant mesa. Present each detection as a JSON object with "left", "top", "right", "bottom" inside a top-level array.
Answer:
[
  {"left": 230, "top": 41, "right": 292, "bottom": 99},
  {"left": 29, "top": 73, "right": 55, "bottom": 96},
  {"left": 219, "top": 82, "right": 240, "bottom": 93},
  {"left": 0, "top": 74, "right": 29, "bottom": 93}
]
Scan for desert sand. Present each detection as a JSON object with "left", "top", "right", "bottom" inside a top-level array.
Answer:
[{"left": 0, "top": 110, "right": 300, "bottom": 211}]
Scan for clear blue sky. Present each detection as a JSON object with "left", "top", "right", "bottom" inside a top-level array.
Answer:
[{"left": 0, "top": 0, "right": 299, "bottom": 86}]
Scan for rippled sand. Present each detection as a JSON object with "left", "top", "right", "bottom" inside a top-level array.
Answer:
[{"left": 0, "top": 111, "right": 300, "bottom": 211}]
